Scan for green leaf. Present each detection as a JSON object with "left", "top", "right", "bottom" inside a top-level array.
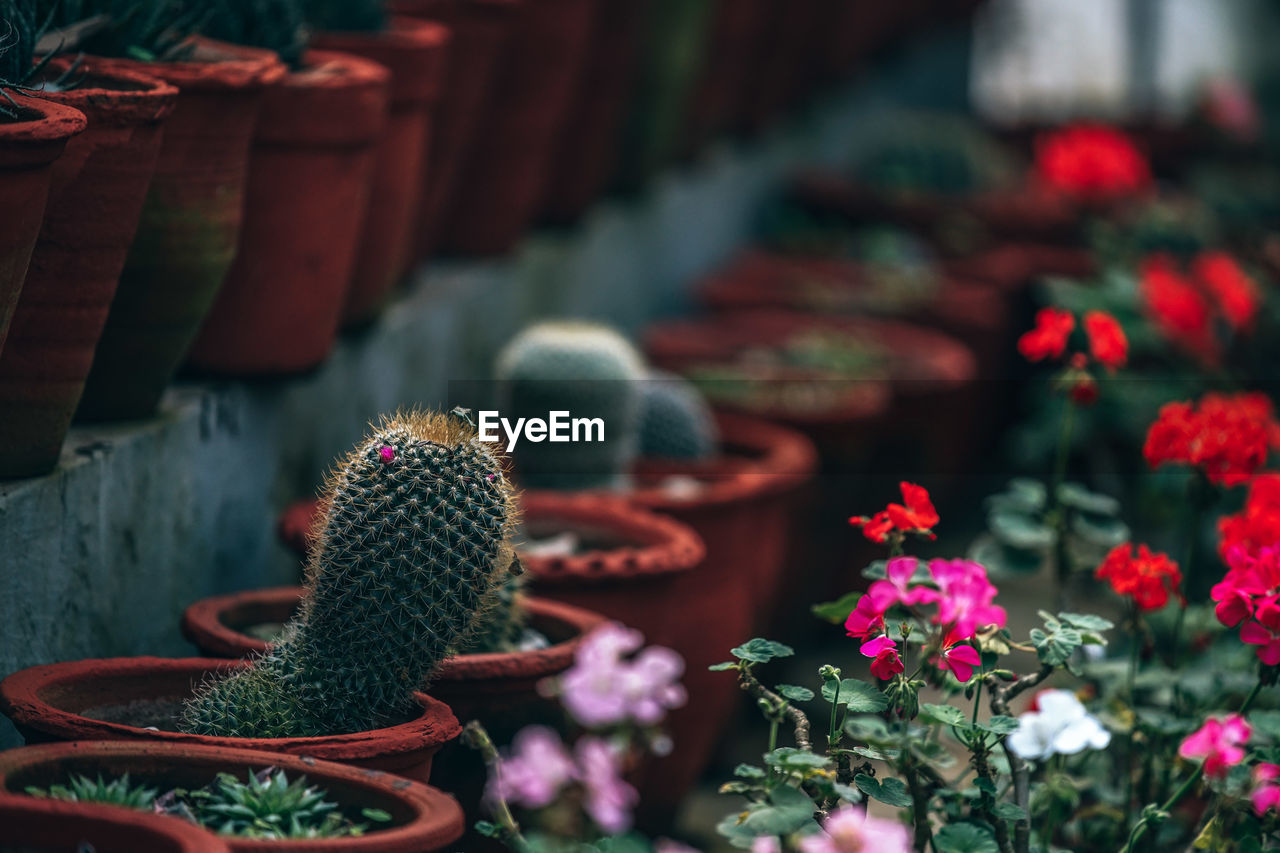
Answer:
[
  {"left": 475, "top": 821, "right": 500, "bottom": 838},
  {"left": 811, "top": 591, "right": 862, "bottom": 624},
  {"left": 1249, "top": 711, "right": 1280, "bottom": 740},
  {"left": 820, "top": 679, "right": 889, "bottom": 712},
  {"left": 933, "top": 822, "right": 1001, "bottom": 853},
  {"left": 739, "top": 784, "right": 820, "bottom": 835},
  {"left": 988, "top": 510, "right": 1055, "bottom": 550},
  {"left": 920, "top": 703, "right": 969, "bottom": 728},
  {"left": 777, "top": 684, "right": 815, "bottom": 702},
  {"left": 1070, "top": 513, "right": 1130, "bottom": 549},
  {"left": 1057, "top": 482, "right": 1120, "bottom": 516},
  {"left": 731, "top": 639, "right": 796, "bottom": 664},
  {"left": 973, "top": 777, "right": 997, "bottom": 795},
  {"left": 734, "top": 764, "right": 767, "bottom": 779},
  {"left": 709, "top": 662, "right": 739, "bottom": 671},
  {"left": 360, "top": 808, "right": 392, "bottom": 823},
  {"left": 976, "top": 716, "right": 1020, "bottom": 736},
  {"left": 764, "top": 748, "right": 832, "bottom": 770},
  {"left": 993, "top": 802, "right": 1027, "bottom": 821},
  {"left": 1030, "top": 625, "right": 1082, "bottom": 667},
  {"left": 854, "top": 775, "right": 913, "bottom": 808},
  {"left": 832, "top": 783, "right": 862, "bottom": 803}
]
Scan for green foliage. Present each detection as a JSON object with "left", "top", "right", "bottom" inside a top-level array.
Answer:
[
  {"left": 850, "top": 113, "right": 1018, "bottom": 196},
  {"left": 0, "top": 0, "right": 36, "bottom": 88},
  {"left": 183, "top": 410, "right": 519, "bottom": 737},
  {"left": 200, "top": 0, "right": 306, "bottom": 68},
  {"left": 39, "top": 0, "right": 211, "bottom": 62},
  {"left": 636, "top": 370, "right": 718, "bottom": 461},
  {"left": 853, "top": 774, "right": 912, "bottom": 807},
  {"left": 297, "top": 0, "right": 382, "bottom": 33},
  {"left": 820, "top": 678, "right": 889, "bottom": 713},
  {"left": 729, "top": 638, "right": 794, "bottom": 664},
  {"left": 933, "top": 822, "right": 1001, "bottom": 853},
  {"left": 1030, "top": 611, "right": 1112, "bottom": 668},
  {"left": 27, "top": 773, "right": 158, "bottom": 809},
  {"left": 191, "top": 769, "right": 382, "bottom": 840},
  {"left": 495, "top": 321, "right": 646, "bottom": 491}
]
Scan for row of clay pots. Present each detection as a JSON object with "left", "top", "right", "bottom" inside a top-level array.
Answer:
[{"left": 0, "top": 740, "right": 465, "bottom": 852}]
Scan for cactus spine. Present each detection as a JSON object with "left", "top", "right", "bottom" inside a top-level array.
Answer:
[
  {"left": 638, "top": 370, "right": 718, "bottom": 460},
  {"left": 182, "top": 410, "right": 519, "bottom": 738}
]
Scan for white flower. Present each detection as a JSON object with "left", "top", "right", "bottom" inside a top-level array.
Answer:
[{"left": 1006, "top": 689, "right": 1111, "bottom": 760}]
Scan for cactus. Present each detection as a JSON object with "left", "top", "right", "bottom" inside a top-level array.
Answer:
[
  {"left": 201, "top": 0, "right": 307, "bottom": 68},
  {"left": 37, "top": 0, "right": 212, "bottom": 62},
  {"left": 297, "top": 0, "right": 383, "bottom": 33},
  {"left": 637, "top": 370, "right": 718, "bottom": 460},
  {"left": 0, "top": 0, "right": 35, "bottom": 90},
  {"left": 495, "top": 321, "right": 646, "bottom": 491},
  {"left": 182, "top": 410, "right": 520, "bottom": 738},
  {"left": 465, "top": 572, "right": 529, "bottom": 654}
]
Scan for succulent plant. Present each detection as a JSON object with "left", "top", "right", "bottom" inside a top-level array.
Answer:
[
  {"left": 297, "top": 0, "right": 382, "bottom": 33},
  {"left": 189, "top": 768, "right": 382, "bottom": 840},
  {"left": 26, "top": 773, "right": 159, "bottom": 810},
  {"left": 200, "top": 0, "right": 306, "bottom": 68},
  {"left": 465, "top": 571, "right": 529, "bottom": 654},
  {"left": 37, "top": 0, "right": 211, "bottom": 62},
  {"left": 637, "top": 369, "right": 718, "bottom": 460},
  {"left": 495, "top": 321, "right": 646, "bottom": 491},
  {"left": 182, "top": 410, "right": 520, "bottom": 738}
]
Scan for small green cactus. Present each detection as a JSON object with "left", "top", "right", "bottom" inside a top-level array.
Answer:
[
  {"left": 298, "top": 0, "right": 383, "bottom": 33},
  {"left": 495, "top": 321, "right": 646, "bottom": 491},
  {"left": 465, "top": 572, "right": 529, "bottom": 654},
  {"left": 638, "top": 369, "right": 718, "bottom": 460},
  {"left": 182, "top": 410, "right": 520, "bottom": 737},
  {"left": 201, "top": 0, "right": 307, "bottom": 69}
]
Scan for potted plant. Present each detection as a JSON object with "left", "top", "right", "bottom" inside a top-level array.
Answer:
[
  {"left": 50, "top": 1, "right": 287, "bottom": 421},
  {"left": 303, "top": 1, "right": 450, "bottom": 328},
  {"left": 0, "top": 793, "right": 229, "bottom": 852},
  {"left": 182, "top": 0, "right": 392, "bottom": 375},
  {"left": 0, "top": 741, "right": 466, "bottom": 851},
  {"left": 0, "top": 1, "right": 87, "bottom": 361},
  {"left": 0, "top": 11, "right": 177, "bottom": 478},
  {"left": 0, "top": 410, "right": 526, "bottom": 782}
]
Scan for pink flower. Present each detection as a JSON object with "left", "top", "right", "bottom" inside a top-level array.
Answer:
[
  {"left": 379, "top": 445, "right": 396, "bottom": 463},
  {"left": 843, "top": 595, "right": 885, "bottom": 642},
  {"left": 556, "top": 623, "right": 686, "bottom": 728},
  {"left": 936, "top": 637, "right": 982, "bottom": 683},
  {"left": 1211, "top": 546, "right": 1280, "bottom": 664},
  {"left": 928, "top": 559, "right": 1007, "bottom": 639},
  {"left": 1179, "top": 715, "right": 1252, "bottom": 779},
  {"left": 656, "top": 842, "right": 702, "bottom": 853},
  {"left": 867, "top": 556, "right": 939, "bottom": 610},
  {"left": 1253, "top": 763, "right": 1280, "bottom": 815},
  {"left": 861, "top": 635, "right": 903, "bottom": 681},
  {"left": 576, "top": 736, "right": 638, "bottom": 834},
  {"left": 489, "top": 726, "right": 577, "bottom": 809},
  {"left": 1241, "top": 619, "right": 1280, "bottom": 666},
  {"left": 797, "top": 805, "right": 912, "bottom": 853},
  {"left": 751, "top": 839, "right": 781, "bottom": 853}
]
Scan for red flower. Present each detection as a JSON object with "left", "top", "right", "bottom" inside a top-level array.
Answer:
[
  {"left": 936, "top": 636, "right": 981, "bottom": 683},
  {"left": 1083, "top": 311, "right": 1127, "bottom": 371},
  {"left": 850, "top": 482, "right": 938, "bottom": 544},
  {"left": 1193, "top": 251, "right": 1261, "bottom": 332},
  {"left": 1035, "top": 124, "right": 1151, "bottom": 201},
  {"left": 861, "top": 635, "right": 904, "bottom": 681},
  {"left": 1095, "top": 543, "right": 1183, "bottom": 612},
  {"left": 1139, "top": 254, "right": 1218, "bottom": 365},
  {"left": 1219, "top": 473, "right": 1280, "bottom": 559},
  {"left": 1143, "top": 392, "right": 1280, "bottom": 487},
  {"left": 1017, "top": 307, "right": 1075, "bottom": 363}
]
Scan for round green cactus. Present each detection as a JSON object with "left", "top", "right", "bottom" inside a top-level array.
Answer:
[
  {"left": 638, "top": 370, "right": 718, "bottom": 461},
  {"left": 182, "top": 410, "right": 520, "bottom": 737},
  {"left": 495, "top": 322, "right": 646, "bottom": 491}
]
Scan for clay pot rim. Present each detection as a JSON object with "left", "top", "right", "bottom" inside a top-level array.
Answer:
[
  {"left": 33, "top": 59, "right": 179, "bottom": 126},
  {"left": 0, "top": 91, "right": 87, "bottom": 145},
  {"left": 310, "top": 18, "right": 452, "bottom": 108},
  {"left": 0, "top": 657, "right": 462, "bottom": 761},
  {"left": 521, "top": 491, "right": 706, "bottom": 584},
  {"left": 0, "top": 740, "right": 465, "bottom": 851},
  {"left": 0, "top": 791, "right": 229, "bottom": 852},
  {"left": 287, "top": 49, "right": 392, "bottom": 92},
  {"left": 315, "top": 16, "right": 452, "bottom": 51},
  {"left": 87, "top": 36, "right": 287, "bottom": 91}
]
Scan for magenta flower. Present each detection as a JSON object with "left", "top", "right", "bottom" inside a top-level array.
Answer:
[
  {"left": 557, "top": 623, "right": 686, "bottom": 728},
  {"left": 797, "top": 805, "right": 911, "bottom": 853},
  {"left": 929, "top": 559, "right": 1007, "bottom": 639},
  {"left": 861, "top": 635, "right": 903, "bottom": 681},
  {"left": 655, "top": 842, "right": 701, "bottom": 853},
  {"left": 489, "top": 726, "right": 577, "bottom": 809},
  {"left": 1211, "top": 546, "right": 1280, "bottom": 664},
  {"left": 750, "top": 838, "right": 781, "bottom": 853},
  {"left": 1179, "top": 715, "right": 1252, "bottom": 779},
  {"left": 1253, "top": 763, "right": 1280, "bottom": 815},
  {"left": 843, "top": 595, "right": 885, "bottom": 642},
  {"left": 379, "top": 445, "right": 396, "bottom": 463},
  {"left": 936, "top": 637, "right": 982, "bottom": 683},
  {"left": 867, "top": 557, "right": 939, "bottom": 610},
  {"left": 576, "top": 736, "right": 638, "bottom": 834}
]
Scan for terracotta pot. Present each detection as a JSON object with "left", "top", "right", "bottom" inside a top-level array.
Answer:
[
  {"left": 0, "top": 793, "right": 227, "bottom": 853},
  {"left": 185, "top": 50, "right": 390, "bottom": 375},
  {"left": 539, "top": 0, "right": 649, "bottom": 224},
  {"left": 0, "top": 657, "right": 460, "bottom": 783},
  {"left": 0, "top": 741, "right": 465, "bottom": 852},
  {"left": 680, "top": 0, "right": 769, "bottom": 157},
  {"left": 311, "top": 19, "right": 451, "bottom": 328},
  {"left": 0, "top": 94, "right": 86, "bottom": 363},
  {"left": 441, "top": 0, "right": 597, "bottom": 255},
  {"left": 73, "top": 39, "right": 286, "bottom": 421},
  {"left": 0, "top": 64, "right": 176, "bottom": 480},
  {"left": 388, "top": 0, "right": 519, "bottom": 260}
]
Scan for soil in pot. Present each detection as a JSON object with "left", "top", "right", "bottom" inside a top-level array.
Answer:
[
  {"left": 439, "top": 0, "right": 596, "bottom": 255},
  {"left": 73, "top": 38, "right": 286, "bottom": 421},
  {"left": 0, "top": 795, "right": 227, "bottom": 853},
  {"left": 0, "top": 657, "right": 460, "bottom": 784},
  {"left": 184, "top": 50, "right": 390, "bottom": 375},
  {"left": 0, "top": 93, "right": 87, "bottom": 369},
  {"left": 310, "top": 19, "right": 451, "bottom": 328},
  {"left": 0, "top": 64, "right": 177, "bottom": 480},
  {"left": 388, "top": 0, "right": 519, "bottom": 260},
  {"left": 0, "top": 741, "right": 465, "bottom": 852}
]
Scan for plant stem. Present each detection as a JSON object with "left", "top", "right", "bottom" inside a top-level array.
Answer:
[
  {"left": 739, "top": 665, "right": 812, "bottom": 751},
  {"left": 1049, "top": 397, "right": 1077, "bottom": 610},
  {"left": 1052, "top": 396, "right": 1075, "bottom": 497},
  {"left": 461, "top": 721, "right": 534, "bottom": 853},
  {"left": 1123, "top": 612, "right": 1141, "bottom": 827},
  {"left": 986, "top": 665, "right": 1054, "bottom": 853}
]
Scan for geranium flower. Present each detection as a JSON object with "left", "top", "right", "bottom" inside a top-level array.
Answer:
[
  {"left": 1218, "top": 473, "right": 1280, "bottom": 559},
  {"left": 1017, "top": 307, "right": 1075, "bottom": 363},
  {"left": 1179, "top": 715, "right": 1251, "bottom": 779},
  {"left": 489, "top": 725, "right": 577, "bottom": 809},
  {"left": 576, "top": 736, "right": 639, "bottom": 833},
  {"left": 844, "top": 594, "right": 886, "bottom": 642},
  {"left": 1253, "top": 763, "right": 1280, "bottom": 815},
  {"left": 1035, "top": 123, "right": 1151, "bottom": 201},
  {"left": 1143, "top": 392, "right": 1280, "bottom": 487},
  {"left": 850, "top": 482, "right": 938, "bottom": 544},
  {"left": 1211, "top": 544, "right": 1280, "bottom": 663},
  {"left": 861, "top": 635, "right": 904, "bottom": 681},
  {"left": 1083, "top": 310, "right": 1128, "bottom": 371},
  {"left": 797, "top": 805, "right": 911, "bottom": 853},
  {"left": 929, "top": 559, "right": 1007, "bottom": 639},
  {"left": 1139, "top": 254, "right": 1218, "bottom": 365},
  {"left": 1193, "top": 251, "right": 1261, "bottom": 332},
  {"left": 1007, "top": 690, "right": 1111, "bottom": 760},
  {"left": 935, "top": 636, "right": 982, "bottom": 683},
  {"left": 556, "top": 623, "right": 686, "bottom": 728},
  {"left": 1094, "top": 543, "right": 1183, "bottom": 612},
  {"left": 867, "top": 556, "right": 939, "bottom": 610},
  {"left": 751, "top": 839, "right": 781, "bottom": 853}
]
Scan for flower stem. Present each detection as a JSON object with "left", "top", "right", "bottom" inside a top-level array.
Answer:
[{"left": 461, "top": 721, "right": 533, "bottom": 853}]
